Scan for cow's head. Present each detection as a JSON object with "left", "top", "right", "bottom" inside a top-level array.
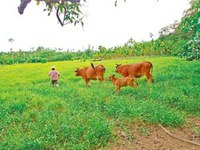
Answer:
[
  {"left": 75, "top": 68, "right": 81, "bottom": 76},
  {"left": 115, "top": 64, "right": 122, "bottom": 74},
  {"left": 108, "top": 74, "right": 116, "bottom": 81},
  {"left": 95, "top": 65, "right": 106, "bottom": 73}
]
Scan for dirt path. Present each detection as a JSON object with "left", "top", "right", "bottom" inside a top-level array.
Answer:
[{"left": 106, "top": 118, "right": 200, "bottom": 150}]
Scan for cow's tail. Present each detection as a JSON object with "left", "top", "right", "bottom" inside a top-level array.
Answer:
[
  {"left": 151, "top": 64, "right": 153, "bottom": 75},
  {"left": 150, "top": 62, "right": 153, "bottom": 75},
  {"left": 145, "top": 61, "right": 153, "bottom": 74},
  {"left": 91, "top": 63, "right": 95, "bottom": 69}
]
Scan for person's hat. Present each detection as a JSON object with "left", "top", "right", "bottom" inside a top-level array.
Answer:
[{"left": 51, "top": 66, "right": 55, "bottom": 69}]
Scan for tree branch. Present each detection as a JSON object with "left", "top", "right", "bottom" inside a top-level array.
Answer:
[
  {"left": 56, "top": 7, "right": 64, "bottom": 26},
  {"left": 18, "top": 0, "right": 81, "bottom": 14},
  {"left": 18, "top": 0, "right": 31, "bottom": 14},
  {"left": 159, "top": 124, "right": 200, "bottom": 147}
]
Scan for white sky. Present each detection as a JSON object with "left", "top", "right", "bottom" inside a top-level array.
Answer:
[{"left": 0, "top": 0, "right": 190, "bottom": 52}]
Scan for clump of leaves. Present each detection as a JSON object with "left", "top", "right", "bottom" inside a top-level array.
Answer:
[
  {"left": 44, "top": 0, "right": 85, "bottom": 26},
  {"left": 179, "top": 32, "right": 200, "bottom": 61},
  {"left": 177, "top": 0, "right": 200, "bottom": 61},
  {"left": 18, "top": 0, "right": 85, "bottom": 27}
]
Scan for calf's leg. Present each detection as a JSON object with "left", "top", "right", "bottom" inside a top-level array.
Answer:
[{"left": 127, "top": 79, "right": 138, "bottom": 88}]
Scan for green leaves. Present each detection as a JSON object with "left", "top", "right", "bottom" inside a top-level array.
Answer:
[
  {"left": 157, "top": 0, "right": 200, "bottom": 61},
  {"left": 177, "top": 0, "right": 200, "bottom": 60},
  {"left": 179, "top": 32, "right": 200, "bottom": 61},
  {"left": 39, "top": 0, "right": 84, "bottom": 26}
]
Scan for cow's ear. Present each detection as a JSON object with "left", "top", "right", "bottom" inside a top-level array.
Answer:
[{"left": 116, "top": 64, "right": 121, "bottom": 67}]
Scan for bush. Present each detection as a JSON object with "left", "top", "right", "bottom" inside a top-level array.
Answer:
[{"left": 179, "top": 33, "right": 200, "bottom": 61}]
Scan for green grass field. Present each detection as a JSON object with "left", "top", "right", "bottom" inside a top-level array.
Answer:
[{"left": 0, "top": 57, "right": 200, "bottom": 149}]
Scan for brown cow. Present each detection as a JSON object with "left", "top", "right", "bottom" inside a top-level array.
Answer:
[
  {"left": 115, "top": 61, "right": 153, "bottom": 82},
  {"left": 109, "top": 75, "right": 138, "bottom": 94},
  {"left": 75, "top": 63, "right": 106, "bottom": 86}
]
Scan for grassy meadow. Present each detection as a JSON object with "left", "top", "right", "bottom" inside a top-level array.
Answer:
[{"left": 0, "top": 57, "right": 200, "bottom": 149}]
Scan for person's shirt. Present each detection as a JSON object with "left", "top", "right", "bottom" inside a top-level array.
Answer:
[{"left": 48, "top": 70, "right": 60, "bottom": 80}]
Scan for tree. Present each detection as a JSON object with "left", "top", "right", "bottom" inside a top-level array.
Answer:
[
  {"left": 8, "top": 38, "right": 14, "bottom": 64},
  {"left": 8, "top": 38, "right": 14, "bottom": 52},
  {"left": 18, "top": 0, "right": 161, "bottom": 27},
  {"left": 18, "top": 0, "right": 85, "bottom": 26},
  {"left": 176, "top": 0, "right": 200, "bottom": 60}
]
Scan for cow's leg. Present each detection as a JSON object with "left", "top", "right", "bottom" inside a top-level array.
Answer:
[
  {"left": 116, "top": 86, "right": 120, "bottom": 94},
  {"left": 99, "top": 77, "right": 106, "bottom": 86},
  {"left": 102, "top": 77, "right": 106, "bottom": 86},
  {"left": 146, "top": 73, "right": 153, "bottom": 83},
  {"left": 145, "top": 68, "right": 154, "bottom": 83},
  {"left": 103, "top": 78, "right": 106, "bottom": 85},
  {"left": 85, "top": 79, "right": 90, "bottom": 87},
  {"left": 99, "top": 79, "right": 103, "bottom": 84}
]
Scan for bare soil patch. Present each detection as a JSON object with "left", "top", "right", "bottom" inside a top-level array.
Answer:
[{"left": 106, "top": 118, "right": 200, "bottom": 150}]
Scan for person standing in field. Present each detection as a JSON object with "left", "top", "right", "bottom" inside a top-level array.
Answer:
[{"left": 48, "top": 66, "right": 60, "bottom": 87}]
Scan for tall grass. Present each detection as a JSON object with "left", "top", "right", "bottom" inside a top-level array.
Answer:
[{"left": 0, "top": 57, "right": 199, "bottom": 149}]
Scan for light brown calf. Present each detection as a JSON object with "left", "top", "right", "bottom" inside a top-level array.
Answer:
[{"left": 109, "top": 75, "right": 138, "bottom": 94}]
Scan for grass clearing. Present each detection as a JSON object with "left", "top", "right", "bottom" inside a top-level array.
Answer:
[{"left": 0, "top": 57, "right": 200, "bottom": 149}]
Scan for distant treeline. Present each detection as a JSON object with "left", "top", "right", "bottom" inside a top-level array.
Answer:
[
  {"left": 0, "top": 39, "right": 177, "bottom": 65},
  {"left": 0, "top": 0, "right": 199, "bottom": 65}
]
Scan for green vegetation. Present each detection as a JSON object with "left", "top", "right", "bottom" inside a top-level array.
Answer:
[
  {"left": 0, "top": 57, "right": 199, "bottom": 149},
  {"left": 0, "top": 42, "right": 170, "bottom": 65},
  {"left": 157, "top": 0, "right": 200, "bottom": 60},
  {"left": 1, "top": 0, "right": 199, "bottom": 149}
]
